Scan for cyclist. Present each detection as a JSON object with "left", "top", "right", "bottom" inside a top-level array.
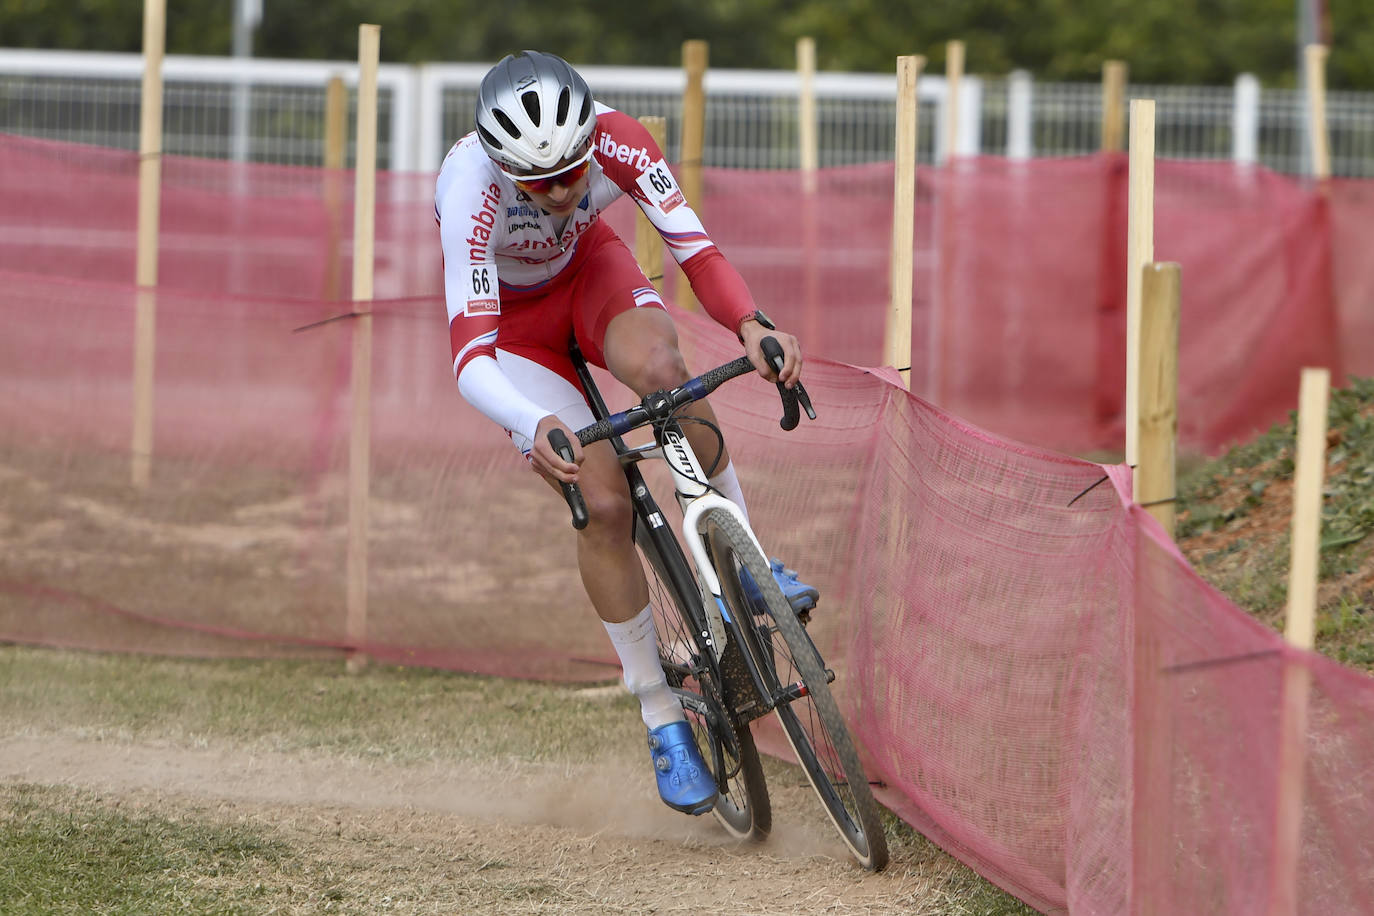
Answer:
[{"left": 434, "top": 50, "right": 819, "bottom": 816}]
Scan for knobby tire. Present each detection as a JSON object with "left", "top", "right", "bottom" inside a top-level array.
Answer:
[{"left": 703, "top": 509, "right": 889, "bottom": 871}]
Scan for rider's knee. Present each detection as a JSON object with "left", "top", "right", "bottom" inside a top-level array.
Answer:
[
  {"left": 577, "top": 480, "right": 634, "bottom": 538},
  {"left": 623, "top": 341, "right": 690, "bottom": 395}
]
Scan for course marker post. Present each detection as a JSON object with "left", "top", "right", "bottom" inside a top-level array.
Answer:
[
  {"left": 797, "top": 37, "right": 821, "bottom": 345},
  {"left": 1304, "top": 44, "right": 1331, "bottom": 182},
  {"left": 346, "top": 23, "right": 380, "bottom": 674},
  {"left": 1126, "top": 99, "right": 1156, "bottom": 470},
  {"left": 322, "top": 74, "right": 347, "bottom": 301},
  {"left": 940, "top": 40, "right": 964, "bottom": 165},
  {"left": 884, "top": 54, "right": 924, "bottom": 390},
  {"left": 675, "top": 39, "right": 707, "bottom": 312},
  {"left": 1268, "top": 367, "right": 1329, "bottom": 915},
  {"left": 797, "top": 36, "right": 818, "bottom": 192},
  {"left": 1102, "top": 61, "right": 1128, "bottom": 153},
  {"left": 131, "top": 0, "right": 166, "bottom": 489},
  {"left": 1137, "top": 262, "right": 1180, "bottom": 537}
]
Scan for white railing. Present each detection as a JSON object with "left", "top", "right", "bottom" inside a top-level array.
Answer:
[
  {"left": 2, "top": 48, "right": 1371, "bottom": 176},
  {"left": 0, "top": 48, "right": 416, "bottom": 170}
]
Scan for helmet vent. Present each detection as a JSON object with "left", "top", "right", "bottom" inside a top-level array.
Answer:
[
  {"left": 577, "top": 93, "right": 592, "bottom": 127},
  {"left": 493, "top": 108, "right": 521, "bottom": 139},
  {"left": 521, "top": 90, "right": 541, "bottom": 126},
  {"left": 476, "top": 124, "right": 503, "bottom": 151},
  {"left": 555, "top": 87, "right": 571, "bottom": 126}
]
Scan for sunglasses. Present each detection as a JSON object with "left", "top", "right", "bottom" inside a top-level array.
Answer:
[{"left": 505, "top": 148, "right": 594, "bottom": 194}]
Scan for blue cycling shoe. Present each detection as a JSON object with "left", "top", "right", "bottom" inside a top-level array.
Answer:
[
  {"left": 739, "top": 558, "right": 820, "bottom": 617},
  {"left": 647, "top": 720, "right": 718, "bottom": 815}
]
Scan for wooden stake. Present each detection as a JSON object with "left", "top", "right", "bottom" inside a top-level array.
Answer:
[
  {"left": 1268, "top": 367, "right": 1329, "bottom": 915},
  {"left": 1126, "top": 99, "right": 1156, "bottom": 470},
  {"left": 797, "top": 36, "right": 818, "bottom": 193},
  {"left": 1286, "top": 368, "right": 1328, "bottom": 653},
  {"left": 797, "top": 36, "right": 820, "bottom": 345},
  {"left": 884, "top": 55, "right": 924, "bottom": 389},
  {"left": 131, "top": 0, "right": 166, "bottom": 488},
  {"left": 346, "top": 24, "right": 380, "bottom": 674},
  {"left": 322, "top": 74, "right": 347, "bottom": 301},
  {"left": 1137, "top": 262, "right": 1180, "bottom": 537},
  {"left": 942, "top": 40, "right": 964, "bottom": 164},
  {"left": 634, "top": 115, "right": 667, "bottom": 295},
  {"left": 1304, "top": 45, "right": 1331, "bottom": 182},
  {"left": 1131, "top": 272, "right": 1182, "bottom": 911},
  {"left": 325, "top": 74, "right": 347, "bottom": 169},
  {"left": 675, "top": 39, "right": 708, "bottom": 312},
  {"left": 1131, "top": 547, "right": 1176, "bottom": 915},
  {"left": 1102, "top": 61, "right": 1128, "bottom": 153}
]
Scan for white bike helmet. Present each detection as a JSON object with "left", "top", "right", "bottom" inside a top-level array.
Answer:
[{"left": 475, "top": 51, "right": 597, "bottom": 175}]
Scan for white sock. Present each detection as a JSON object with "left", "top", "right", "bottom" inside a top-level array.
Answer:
[
  {"left": 602, "top": 604, "right": 683, "bottom": 730},
  {"left": 709, "top": 460, "right": 749, "bottom": 524}
]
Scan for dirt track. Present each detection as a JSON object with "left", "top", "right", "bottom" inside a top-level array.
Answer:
[{"left": 1, "top": 731, "right": 994, "bottom": 915}]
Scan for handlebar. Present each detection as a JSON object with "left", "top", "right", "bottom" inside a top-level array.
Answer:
[{"left": 550, "top": 335, "right": 815, "bottom": 528}]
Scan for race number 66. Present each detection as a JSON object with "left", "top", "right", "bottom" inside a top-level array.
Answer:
[
  {"left": 647, "top": 166, "right": 675, "bottom": 195},
  {"left": 471, "top": 267, "right": 493, "bottom": 295}
]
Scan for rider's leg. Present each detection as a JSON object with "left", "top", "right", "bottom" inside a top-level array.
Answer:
[
  {"left": 705, "top": 460, "right": 750, "bottom": 524},
  {"left": 560, "top": 439, "right": 648, "bottom": 623},
  {"left": 600, "top": 306, "right": 740, "bottom": 496},
  {"left": 560, "top": 436, "right": 716, "bottom": 814},
  {"left": 498, "top": 347, "right": 690, "bottom": 729},
  {"left": 544, "top": 447, "right": 716, "bottom": 815},
  {"left": 600, "top": 308, "right": 818, "bottom": 615},
  {"left": 601, "top": 605, "right": 683, "bottom": 728},
  {"left": 557, "top": 441, "right": 684, "bottom": 727},
  {"left": 545, "top": 445, "right": 696, "bottom": 731}
]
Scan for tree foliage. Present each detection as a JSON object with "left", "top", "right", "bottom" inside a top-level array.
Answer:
[{"left": 1, "top": 0, "right": 1370, "bottom": 89}]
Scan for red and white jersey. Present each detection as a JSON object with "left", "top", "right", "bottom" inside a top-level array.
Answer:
[{"left": 434, "top": 103, "right": 756, "bottom": 442}]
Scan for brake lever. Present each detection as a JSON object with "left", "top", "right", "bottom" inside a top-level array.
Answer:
[
  {"left": 759, "top": 336, "right": 816, "bottom": 431},
  {"left": 547, "top": 428, "right": 589, "bottom": 530},
  {"left": 793, "top": 380, "right": 817, "bottom": 421}
]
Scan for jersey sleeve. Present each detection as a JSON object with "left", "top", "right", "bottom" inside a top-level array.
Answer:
[
  {"left": 593, "top": 110, "right": 757, "bottom": 336},
  {"left": 436, "top": 167, "right": 552, "bottom": 444}
]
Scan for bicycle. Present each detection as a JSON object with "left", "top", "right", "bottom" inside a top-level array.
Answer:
[{"left": 547, "top": 336, "right": 890, "bottom": 872}]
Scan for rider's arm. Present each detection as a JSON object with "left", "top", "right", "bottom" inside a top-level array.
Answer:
[
  {"left": 594, "top": 110, "right": 756, "bottom": 336},
  {"left": 436, "top": 146, "right": 552, "bottom": 446}
]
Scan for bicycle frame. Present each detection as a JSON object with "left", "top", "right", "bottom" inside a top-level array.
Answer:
[
  {"left": 557, "top": 342, "right": 888, "bottom": 869},
  {"left": 568, "top": 342, "right": 786, "bottom": 722}
]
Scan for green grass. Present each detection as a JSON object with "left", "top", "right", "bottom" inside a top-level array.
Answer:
[
  {"left": 0, "top": 649, "right": 635, "bottom": 765},
  {"left": 1, "top": 784, "right": 290, "bottom": 916},
  {"left": 1177, "top": 376, "right": 1374, "bottom": 671}
]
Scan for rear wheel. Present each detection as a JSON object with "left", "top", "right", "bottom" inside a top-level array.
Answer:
[
  {"left": 703, "top": 508, "right": 889, "bottom": 871},
  {"left": 636, "top": 522, "right": 770, "bottom": 840}
]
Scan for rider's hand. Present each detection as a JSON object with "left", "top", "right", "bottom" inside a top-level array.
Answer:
[
  {"left": 739, "top": 316, "right": 803, "bottom": 389},
  {"left": 530, "top": 415, "right": 581, "bottom": 484}
]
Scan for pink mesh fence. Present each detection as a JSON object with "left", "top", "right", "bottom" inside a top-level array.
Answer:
[{"left": 4, "top": 132, "right": 1374, "bottom": 912}]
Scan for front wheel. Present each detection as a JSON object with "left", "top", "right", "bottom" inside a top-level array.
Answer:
[
  {"left": 704, "top": 509, "right": 889, "bottom": 871},
  {"left": 636, "top": 520, "right": 771, "bottom": 841}
]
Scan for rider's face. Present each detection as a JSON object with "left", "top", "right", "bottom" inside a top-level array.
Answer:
[
  {"left": 523, "top": 171, "right": 590, "bottom": 216},
  {"left": 507, "top": 147, "right": 594, "bottom": 217}
]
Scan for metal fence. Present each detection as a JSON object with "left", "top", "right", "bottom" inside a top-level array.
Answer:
[{"left": 2, "top": 48, "right": 1372, "bottom": 176}]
